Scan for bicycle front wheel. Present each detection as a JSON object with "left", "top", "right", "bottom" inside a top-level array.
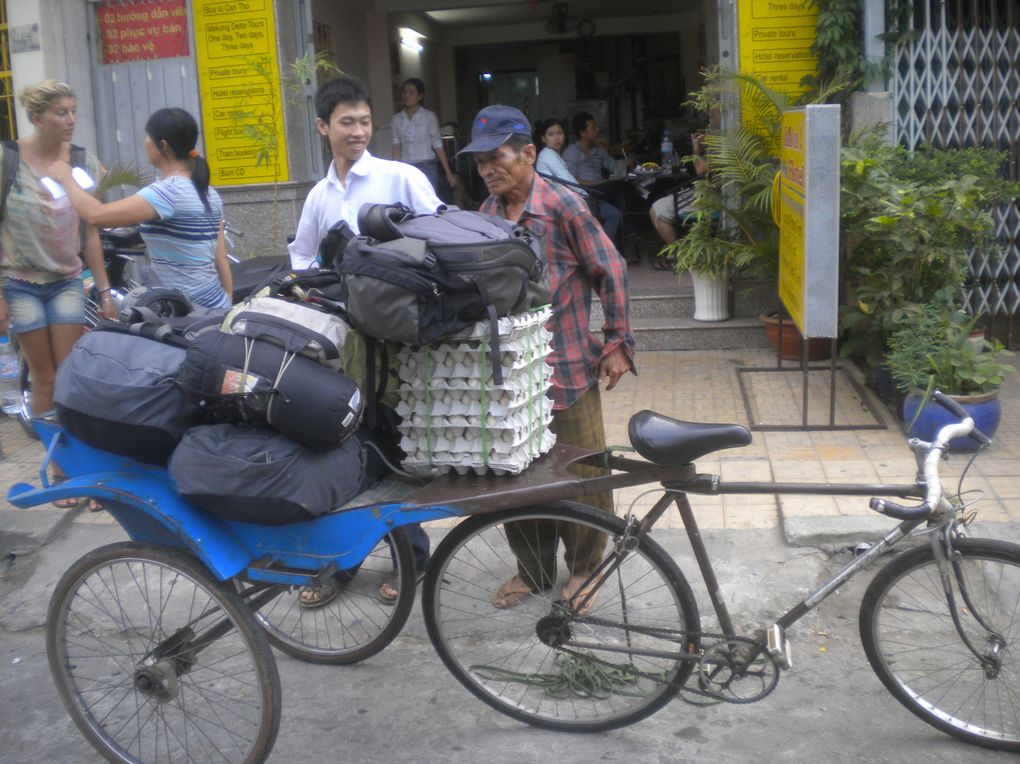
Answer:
[
  {"left": 247, "top": 528, "right": 417, "bottom": 664},
  {"left": 47, "top": 542, "right": 281, "bottom": 764},
  {"left": 423, "top": 502, "right": 700, "bottom": 733},
  {"left": 860, "top": 537, "right": 1020, "bottom": 751}
]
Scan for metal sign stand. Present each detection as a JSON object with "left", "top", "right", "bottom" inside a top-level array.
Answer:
[{"left": 736, "top": 307, "right": 886, "bottom": 431}]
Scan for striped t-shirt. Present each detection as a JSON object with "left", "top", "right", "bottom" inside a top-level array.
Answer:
[{"left": 137, "top": 176, "right": 228, "bottom": 308}]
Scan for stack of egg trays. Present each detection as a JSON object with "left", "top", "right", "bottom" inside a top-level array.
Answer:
[{"left": 396, "top": 308, "right": 556, "bottom": 476}]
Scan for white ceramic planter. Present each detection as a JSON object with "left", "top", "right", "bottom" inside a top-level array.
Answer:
[{"left": 689, "top": 271, "right": 729, "bottom": 322}]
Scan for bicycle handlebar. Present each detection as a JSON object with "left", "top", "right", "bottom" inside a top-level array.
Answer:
[
  {"left": 931, "top": 390, "right": 992, "bottom": 445},
  {"left": 869, "top": 389, "right": 989, "bottom": 521}
]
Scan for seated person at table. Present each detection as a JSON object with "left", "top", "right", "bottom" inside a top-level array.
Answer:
[
  {"left": 649, "top": 130, "right": 709, "bottom": 269},
  {"left": 561, "top": 112, "right": 622, "bottom": 243}
]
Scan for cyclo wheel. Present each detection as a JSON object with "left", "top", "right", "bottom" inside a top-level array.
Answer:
[
  {"left": 47, "top": 542, "right": 281, "bottom": 764},
  {"left": 422, "top": 501, "right": 700, "bottom": 732},
  {"left": 859, "top": 537, "right": 1020, "bottom": 751},
  {"left": 245, "top": 527, "right": 417, "bottom": 665}
]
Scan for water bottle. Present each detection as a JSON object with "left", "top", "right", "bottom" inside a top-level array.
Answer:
[
  {"left": 660, "top": 128, "right": 674, "bottom": 171},
  {"left": 0, "top": 334, "right": 20, "bottom": 417}
]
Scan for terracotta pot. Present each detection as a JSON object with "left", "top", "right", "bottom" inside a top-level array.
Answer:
[{"left": 760, "top": 313, "right": 832, "bottom": 361}]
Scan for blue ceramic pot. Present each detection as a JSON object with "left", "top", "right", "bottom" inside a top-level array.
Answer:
[{"left": 902, "top": 391, "right": 1001, "bottom": 451}]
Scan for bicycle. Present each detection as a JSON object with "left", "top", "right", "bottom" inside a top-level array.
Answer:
[
  {"left": 6, "top": 390, "right": 1017, "bottom": 762},
  {"left": 420, "top": 391, "right": 1019, "bottom": 750}
]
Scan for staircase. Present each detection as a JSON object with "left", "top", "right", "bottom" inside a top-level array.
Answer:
[{"left": 591, "top": 264, "right": 775, "bottom": 351}]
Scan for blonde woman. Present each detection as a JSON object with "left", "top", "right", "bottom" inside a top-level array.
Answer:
[{"left": 0, "top": 80, "right": 114, "bottom": 505}]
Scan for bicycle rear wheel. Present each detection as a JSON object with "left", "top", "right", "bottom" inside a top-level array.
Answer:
[
  {"left": 247, "top": 528, "right": 416, "bottom": 664},
  {"left": 860, "top": 537, "right": 1020, "bottom": 751},
  {"left": 47, "top": 542, "right": 281, "bottom": 764},
  {"left": 423, "top": 502, "right": 700, "bottom": 733}
]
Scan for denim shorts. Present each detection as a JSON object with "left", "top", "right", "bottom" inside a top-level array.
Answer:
[{"left": 3, "top": 277, "right": 85, "bottom": 334}]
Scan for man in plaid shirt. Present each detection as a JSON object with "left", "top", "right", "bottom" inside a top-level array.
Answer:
[{"left": 460, "top": 105, "right": 636, "bottom": 610}]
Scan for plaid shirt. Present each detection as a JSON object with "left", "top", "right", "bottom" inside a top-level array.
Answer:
[{"left": 481, "top": 173, "right": 635, "bottom": 410}]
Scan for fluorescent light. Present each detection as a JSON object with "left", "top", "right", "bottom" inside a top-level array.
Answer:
[
  {"left": 401, "top": 37, "right": 423, "bottom": 52},
  {"left": 481, "top": 72, "right": 493, "bottom": 81}
]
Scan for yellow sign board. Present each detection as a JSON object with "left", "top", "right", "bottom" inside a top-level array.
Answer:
[
  {"left": 778, "top": 110, "right": 806, "bottom": 331},
  {"left": 738, "top": 0, "right": 819, "bottom": 132},
  {"left": 193, "top": 1, "right": 288, "bottom": 185}
]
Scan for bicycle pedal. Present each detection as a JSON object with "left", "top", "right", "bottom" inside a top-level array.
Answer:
[{"left": 766, "top": 623, "right": 792, "bottom": 670}]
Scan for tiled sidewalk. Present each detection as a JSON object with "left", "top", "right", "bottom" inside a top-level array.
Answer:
[
  {"left": 1, "top": 347, "right": 1017, "bottom": 540},
  {"left": 606, "top": 348, "right": 1020, "bottom": 532}
]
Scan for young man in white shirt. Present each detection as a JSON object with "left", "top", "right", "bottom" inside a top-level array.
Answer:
[
  {"left": 288, "top": 75, "right": 442, "bottom": 270},
  {"left": 289, "top": 75, "right": 437, "bottom": 606}
]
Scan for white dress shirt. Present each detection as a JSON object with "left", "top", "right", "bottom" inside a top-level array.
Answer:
[
  {"left": 390, "top": 106, "right": 444, "bottom": 164},
  {"left": 288, "top": 151, "right": 442, "bottom": 269}
]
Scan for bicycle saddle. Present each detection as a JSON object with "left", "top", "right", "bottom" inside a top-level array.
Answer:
[{"left": 628, "top": 410, "right": 751, "bottom": 466}]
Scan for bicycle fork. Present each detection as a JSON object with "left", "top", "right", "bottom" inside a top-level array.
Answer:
[{"left": 932, "top": 525, "right": 1006, "bottom": 678}]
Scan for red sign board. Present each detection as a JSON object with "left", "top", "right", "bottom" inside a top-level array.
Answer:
[{"left": 97, "top": 0, "right": 189, "bottom": 64}]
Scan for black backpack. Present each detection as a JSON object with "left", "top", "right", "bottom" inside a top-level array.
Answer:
[
  {"left": 2, "top": 141, "right": 88, "bottom": 249},
  {"left": 338, "top": 203, "right": 549, "bottom": 384}
]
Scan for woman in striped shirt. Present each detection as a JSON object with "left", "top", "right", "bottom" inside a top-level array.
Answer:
[{"left": 49, "top": 107, "right": 232, "bottom": 309}]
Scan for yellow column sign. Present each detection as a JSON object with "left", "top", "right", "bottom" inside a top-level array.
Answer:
[
  {"left": 738, "top": 0, "right": 819, "bottom": 133},
  {"left": 193, "top": 1, "right": 289, "bottom": 186},
  {"left": 778, "top": 110, "right": 806, "bottom": 331}
]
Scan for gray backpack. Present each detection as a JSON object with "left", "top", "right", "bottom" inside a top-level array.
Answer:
[{"left": 338, "top": 204, "right": 549, "bottom": 383}]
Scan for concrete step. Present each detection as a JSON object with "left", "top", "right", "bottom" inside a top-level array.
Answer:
[
  {"left": 632, "top": 316, "right": 771, "bottom": 351},
  {"left": 592, "top": 286, "right": 776, "bottom": 323}
]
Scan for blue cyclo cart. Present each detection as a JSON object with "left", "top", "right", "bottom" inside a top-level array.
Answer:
[{"left": 11, "top": 396, "right": 1020, "bottom": 762}]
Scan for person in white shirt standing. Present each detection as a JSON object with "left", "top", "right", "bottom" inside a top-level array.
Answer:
[
  {"left": 390, "top": 77, "right": 458, "bottom": 198},
  {"left": 288, "top": 75, "right": 442, "bottom": 270},
  {"left": 289, "top": 74, "right": 438, "bottom": 605}
]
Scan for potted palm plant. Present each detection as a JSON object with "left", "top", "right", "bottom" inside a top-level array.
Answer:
[{"left": 886, "top": 304, "right": 1013, "bottom": 449}]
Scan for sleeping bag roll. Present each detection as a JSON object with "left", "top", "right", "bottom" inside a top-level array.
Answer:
[
  {"left": 54, "top": 331, "right": 200, "bottom": 465},
  {"left": 169, "top": 424, "right": 367, "bottom": 524},
  {"left": 178, "top": 331, "right": 364, "bottom": 451}
]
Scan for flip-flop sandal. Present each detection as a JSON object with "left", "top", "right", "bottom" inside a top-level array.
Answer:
[
  {"left": 560, "top": 575, "right": 600, "bottom": 616},
  {"left": 491, "top": 576, "right": 536, "bottom": 609},
  {"left": 378, "top": 568, "right": 426, "bottom": 605},
  {"left": 50, "top": 475, "right": 86, "bottom": 510},
  {"left": 652, "top": 257, "right": 675, "bottom": 271},
  {"left": 298, "top": 572, "right": 352, "bottom": 609}
]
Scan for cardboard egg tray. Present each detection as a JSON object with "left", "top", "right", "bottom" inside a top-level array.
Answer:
[
  {"left": 397, "top": 334, "right": 553, "bottom": 384},
  {"left": 402, "top": 429, "right": 557, "bottom": 477},
  {"left": 397, "top": 399, "right": 554, "bottom": 449}
]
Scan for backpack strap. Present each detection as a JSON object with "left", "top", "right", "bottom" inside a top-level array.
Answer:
[
  {"left": 69, "top": 143, "right": 88, "bottom": 252},
  {"left": 1, "top": 140, "right": 20, "bottom": 224}
]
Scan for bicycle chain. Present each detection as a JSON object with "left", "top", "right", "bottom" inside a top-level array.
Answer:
[{"left": 561, "top": 617, "right": 782, "bottom": 705}]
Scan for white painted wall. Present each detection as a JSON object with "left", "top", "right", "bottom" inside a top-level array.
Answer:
[{"left": 10, "top": 0, "right": 97, "bottom": 148}]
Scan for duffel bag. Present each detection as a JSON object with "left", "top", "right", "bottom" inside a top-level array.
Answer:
[
  {"left": 54, "top": 330, "right": 200, "bottom": 465},
  {"left": 179, "top": 331, "right": 363, "bottom": 451},
  {"left": 169, "top": 424, "right": 366, "bottom": 524},
  {"left": 224, "top": 295, "right": 351, "bottom": 371}
]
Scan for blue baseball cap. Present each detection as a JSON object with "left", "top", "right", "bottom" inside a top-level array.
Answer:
[{"left": 458, "top": 105, "right": 533, "bottom": 155}]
